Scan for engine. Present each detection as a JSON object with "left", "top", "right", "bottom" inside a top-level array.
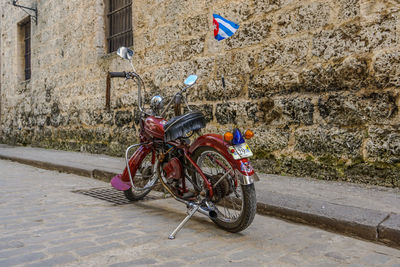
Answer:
[{"left": 163, "top": 157, "right": 183, "bottom": 180}]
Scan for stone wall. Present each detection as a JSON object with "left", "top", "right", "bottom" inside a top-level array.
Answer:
[{"left": 0, "top": 0, "right": 399, "bottom": 187}]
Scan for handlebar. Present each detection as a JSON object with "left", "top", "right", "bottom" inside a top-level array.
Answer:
[
  {"left": 109, "top": 71, "right": 127, "bottom": 78},
  {"left": 108, "top": 71, "right": 146, "bottom": 115}
]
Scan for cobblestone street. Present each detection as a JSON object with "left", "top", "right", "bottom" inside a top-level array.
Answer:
[{"left": 1, "top": 159, "right": 400, "bottom": 267}]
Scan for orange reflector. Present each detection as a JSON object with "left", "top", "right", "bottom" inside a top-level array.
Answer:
[
  {"left": 224, "top": 132, "right": 234, "bottom": 143},
  {"left": 244, "top": 129, "right": 254, "bottom": 139}
]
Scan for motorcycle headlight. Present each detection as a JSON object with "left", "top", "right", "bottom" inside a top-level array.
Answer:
[{"left": 150, "top": 95, "right": 164, "bottom": 114}]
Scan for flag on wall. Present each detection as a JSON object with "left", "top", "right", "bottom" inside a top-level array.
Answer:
[{"left": 213, "top": 14, "right": 239, "bottom": 41}]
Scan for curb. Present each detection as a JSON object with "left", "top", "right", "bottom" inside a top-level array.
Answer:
[
  {"left": 256, "top": 191, "right": 392, "bottom": 243},
  {"left": 0, "top": 154, "right": 93, "bottom": 178},
  {"left": 378, "top": 213, "right": 400, "bottom": 248},
  {"left": 1, "top": 153, "right": 399, "bottom": 248}
]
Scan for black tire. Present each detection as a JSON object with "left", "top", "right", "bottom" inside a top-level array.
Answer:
[
  {"left": 191, "top": 146, "right": 257, "bottom": 233},
  {"left": 213, "top": 184, "right": 256, "bottom": 233},
  {"left": 123, "top": 187, "right": 151, "bottom": 201},
  {"left": 123, "top": 151, "right": 157, "bottom": 201}
]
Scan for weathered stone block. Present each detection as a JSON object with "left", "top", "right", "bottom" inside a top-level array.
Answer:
[
  {"left": 366, "top": 126, "right": 400, "bottom": 163},
  {"left": 143, "top": 48, "right": 168, "bottom": 66},
  {"left": 360, "top": 0, "right": 400, "bottom": 23},
  {"left": 181, "top": 37, "right": 205, "bottom": 60},
  {"left": 374, "top": 49, "right": 400, "bottom": 88},
  {"left": 154, "top": 64, "right": 181, "bottom": 87},
  {"left": 312, "top": 24, "right": 366, "bottom": 60},
  {"left": 338, "top": 0, "right": 360, "bottom": 20},
  {"left": 164, "top": 0, "right": 191, "bottom": 21},
  {"left": 214, "top": 1, "right": 254, "bottom": 22},
  {"left": 114, "top": 111, "right": 133, "bottom": 127},
  {"left": 248, "top": 71, "right": 299, "bottom": 98},
  {"left": 318, "top": 92, "right": 397, "bottom": 126},
  {"left": 140, "top": 7, "right": 161, "bottom": 27},
  {"left": 225, "top": 19, "right": 272, "bottom": 49},
  {"left": 155, "top": 37, "right": 206, "bottom": 64},
  {"left": 135, "top": 12, "right": 146, "bottom": 29},
  {"left": 182, "top": 15, "right": 209, "bottom": 36},
  {"left": 362, "top": 15, "right": 397, "bottom": 51},
  {"left": 318, "top": 95, "right": 363, "bottom": 127},
  {"left": 295, "top": 127, "right": 363, "bottom": 157},
  {"left": 299, "top": 56, "right": 369, "bottom": 92},
  {"left": 280, "top": 97, "right": 314, "bottom": 125},
  {"left": 216, "top": 50, "right": 256, "bottom": 76},
  {"left": 258, "top": 36, "right": 309, "bottom": 69},
  {"left": 205, "top": 75, "right": 243, "bottom": 101},
  {"left": 344, "top": 163, "right": 398, "bottom": 187},
  {"left": 155, "top": 24, "right": 180, "bottom": 47},
  {"left": 252, "top": 157, "right": 280, "bottom": 174},
  {"left": 251, "top": 126, "right": 290, "bottom": 154},
  {"left": 245, "top": 99, "right": 282, "bottom": 124},
  {"left": 395, "top": 174, "right": 400, "bottom": 188},
  {"left": 280, "top": 157, "right": 339, "bottom": 180},
  {"left": 116, "top": 92, "right": 139, "bottom": 109},
  {"left": 277, "top": 2, "right": 331, "bottom": 37},
  {"left": 112, "top": 126, "right": 137, "bottom": 145},
  {"left": 313, "top": 16, "right": 397, "bottom": 60},
  {"left": 215, "top": 102, "right": 238, "bottom": 125},
  {"left": 253, "top": 0, "right": 282, "bottom": 15}
]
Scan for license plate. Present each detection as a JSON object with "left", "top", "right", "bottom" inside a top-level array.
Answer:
[{"left": 229, "top": 143, "right": 253, "bottom": 160}]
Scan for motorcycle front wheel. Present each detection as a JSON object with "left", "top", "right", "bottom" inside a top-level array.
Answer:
[
  {"left": 124, "top": 151, "right": 158, "bottom": 201},
  {"left": 191, "top": 146, "right": 257, "bottom": 233}
]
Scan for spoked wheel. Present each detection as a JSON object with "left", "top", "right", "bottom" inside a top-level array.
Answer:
[
  {"left": 191, "top": 147, "right": 256, "bottom": 233},
  {"left": 124, "top": 151, "right": 158, "bottom": 201}
]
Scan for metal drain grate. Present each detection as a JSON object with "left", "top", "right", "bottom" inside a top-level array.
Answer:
[{"left": 72, "top": 187, "right": 162, "bottom": 205}]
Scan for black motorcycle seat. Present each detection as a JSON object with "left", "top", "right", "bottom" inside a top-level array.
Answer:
[{"left": 164, "top": 111, "right": 206, "bottom": 142}]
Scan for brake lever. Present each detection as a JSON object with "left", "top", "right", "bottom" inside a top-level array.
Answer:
[{"left": 124, "top": 72, "right": 131, "bottom": 82}]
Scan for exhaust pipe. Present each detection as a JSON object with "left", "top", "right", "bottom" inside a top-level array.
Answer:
[
  {"left": 198, "top": 206, "right": 218, "bottom": 219},
  {"left": 209, "top": 210, "right": 218, "bottom": 219},
  {"left": 188, "top": 203, "right": 217, "bottom": 219}
]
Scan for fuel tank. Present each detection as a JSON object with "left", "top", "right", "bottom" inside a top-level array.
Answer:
[{"left": 143, "top": 116, "right": 167, "bottom": 140}]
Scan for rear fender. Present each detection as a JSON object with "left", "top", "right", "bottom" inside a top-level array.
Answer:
[{"left": 189, "top": 134, "right": 257, "bottom": 184}]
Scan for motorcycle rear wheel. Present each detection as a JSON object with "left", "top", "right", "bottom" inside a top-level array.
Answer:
[
  {"left": 191, "top": 147, "right": 257, "bottom": 233},
  {"left": 124, "top": 152, "right": 157, "bottom": 201}
]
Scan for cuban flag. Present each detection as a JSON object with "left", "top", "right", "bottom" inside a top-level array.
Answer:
[{"left": 213, "top": 14, "right": 239, "bottom": 41}]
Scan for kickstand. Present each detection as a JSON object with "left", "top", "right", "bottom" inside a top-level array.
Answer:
[{"left": 168, "top": 204, "right": 200, "bottom": 240}]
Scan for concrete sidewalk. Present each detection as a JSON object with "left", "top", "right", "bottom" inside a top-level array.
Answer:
[{"left": 0, "top": 144, "right": 399, "bottom": 248}]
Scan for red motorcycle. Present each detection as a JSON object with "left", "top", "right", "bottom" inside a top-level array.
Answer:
[{"left": 110, "top": 47, "right": 259, "bottom": 239}]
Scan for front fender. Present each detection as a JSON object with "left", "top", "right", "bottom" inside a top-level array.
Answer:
[
  {"left": 189, "top": 134, "right": 256, "bottom": 181},
  {"left": 121, "top": 145, "right": 152, "bottom": 182},
  {"left": 112, "top": 145, "right": 152, "bottom": 191}
]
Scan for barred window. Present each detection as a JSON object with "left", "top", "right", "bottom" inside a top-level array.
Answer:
[
  {"left": 21, "top": 19, "right": 31, "bottom": 80},
  {"left": 107, "top": 0, "right": 133, "bottom": 53}
]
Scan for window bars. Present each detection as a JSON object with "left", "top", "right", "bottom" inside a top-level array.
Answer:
[
  {"left": 107, "top": 0, "right": 133, "bottom": 53},
  {"left": 23, "top": 19, "right": 31, "bottom": 80}
]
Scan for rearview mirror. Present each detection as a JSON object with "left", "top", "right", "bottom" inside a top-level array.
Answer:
[
  {"left": 184, "top": 75, "right": 198, "bottom": 86},
  {"left": 117, "top": 47, "right": 134, "bottom": 60}
]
